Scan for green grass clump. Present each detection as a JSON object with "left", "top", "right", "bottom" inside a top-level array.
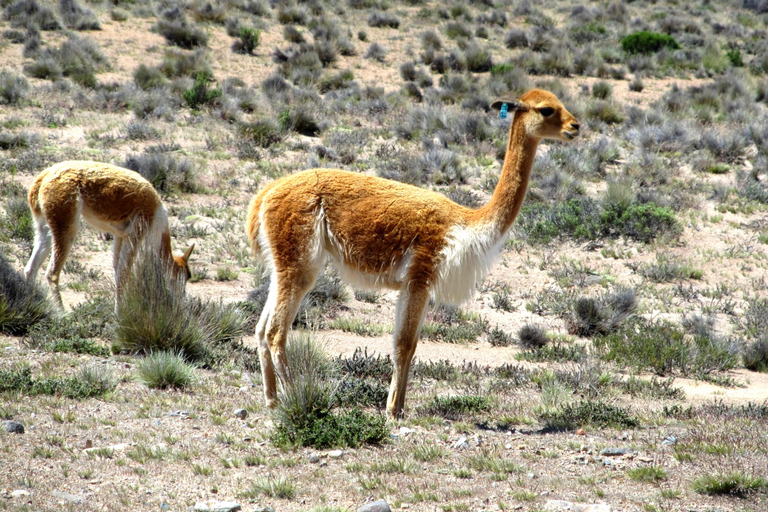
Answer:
[
  {"left": 417, "top": 395, "right": 490, "bottom": 420},
  {"left": 112, "top": 241, "right": 246, "bottom": 363},
  {"left": 621, "top": 31, "right": 680, "bottom": 55},
  {"left": 540, "top": 400, "right": 638, "bottom": 430},
  {"left": 237, "top": 119, "right": 283, "bottom": 148},
  {"left": 627, "top": 465, "right": 668, "bottom": 483},
  {"left": 0, "top": 253, "right": 50, "bottom": 335},
  {"left": 271, "top": 333, "right": 388, "bottom": 449},
  {"left": 136, "top": 351, "right": 196, "bottom": 389},
  {"left": 692, "top": 473, "right": 767, "bottom": 497},
  {"left": 242, "top": 475, "right": 296, "bottom": 499}
]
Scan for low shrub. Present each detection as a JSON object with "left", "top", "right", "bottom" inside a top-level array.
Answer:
[
  {"left": 0, "top": 70, "right": 29, "bottom": 105},
  {"left": 122, "top": 151, "right": 198, "bottom": 194},
  {"left": 182, "top": 73, "right": 222, "bottom": 109},
  {"left": 0, "top": 364, "right": 115, "bottom": 398},
  {"left": 367, "top": 11, "right": 399, "bottom": 28},
  {"left": 517, "top": 324, "right": 548, "bottom": 349},
  {"left": 594, "top": 318, "right": 738, "bottom": 377},
  {"left": 743, "top": 336, "right": 768, "bottom": 372},
  {"left": 417, "top": 394, "right": 490, "bottom": 420},
  {"left": 0, "top": 252, "right": 50, "bottom": 335},
  {"left": 25, "top": 33, "right": 107, "bottom": 87},
  {"left": 540, "top": 400, "right": 638, "bottom": 430},
  {"left": 621, "top": 31, "right": 680, "bottom": 55},
  {"left": 160, "top": 48, "right": 211, "bottom": 79},
  {"left": 59, "top": 0, "right": 100, "bottom": 30},
  {"left": 3, "top": 0, "right": 61, "bottom": 31},
  {"left": 233, "top": 27, "right": 260, "bottom": 55},
  {"left": 238, "top": 119, "right": 283, "bottom": 148},
  {"left": 364, "top": 42, "right": 387, "bottom": 62},
  {"left": 25, "top": 295, "right": 111, "bottom": 355},
  {"left": 157, "top": 14, "right": 208, "bottom": 49},
  {"left": 133, "top": 64, "right": 166, "bottom": 90}
]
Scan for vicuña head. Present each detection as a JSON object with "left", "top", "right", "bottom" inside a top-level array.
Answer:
[
  {"left": 24, "top": 161, "right": 195, "bottom": 310},
  {"left": 246, "top": 89, "right": 579, "bottom": 419}
]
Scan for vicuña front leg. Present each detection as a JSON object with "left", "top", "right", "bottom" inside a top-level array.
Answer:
[
  {"left": 387, "top": 284, "right": 430, "bottom": 419},
  {"left": 44, "top": 202, "right": 81, "bottom": 308}
]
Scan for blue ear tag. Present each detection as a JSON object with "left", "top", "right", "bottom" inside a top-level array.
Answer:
[{"left": 499, "top": 102, "right": 508, "bottom": 120}]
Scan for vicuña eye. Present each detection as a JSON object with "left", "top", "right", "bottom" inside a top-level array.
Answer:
[{"left": 539, "top": 107, "right": 555, "bottom": 117}]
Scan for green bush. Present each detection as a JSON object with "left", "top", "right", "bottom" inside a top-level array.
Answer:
[
  {"left": 621, "top": 31, "right": 680, "bottom": 55},
  {"left": 0, "top": 253, "right": 50, "bottom": 335},
  {"left": 743, "top": 337, "right": 768, "bottom": 372},
  {"left": 182, "top": 73, "right": 222, "bottom": 109},
  {"left": 233, "top": 27, "right": 260, "bottom": 55},
  {"left": 237, "top": 119, "right": 283, "bottom": 148}
]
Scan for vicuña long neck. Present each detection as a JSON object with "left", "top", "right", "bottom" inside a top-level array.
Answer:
[{"left": 474, "top": 115, "right": 540, "bottom": 235}]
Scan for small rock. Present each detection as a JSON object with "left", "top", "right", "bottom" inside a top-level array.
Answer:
[
  {"left": 527, "top": 472, "right": 536, "bottom": 479},
  {"left": 544, "top": 500, "right": 611, "bottom": 512},
  {"left": 233, "top": 409, "right": 248, "bottom": 420},
  {"left": 2, "top": 420, "right": 24, "bottom": 434},
  {"left": 452, "top": 436, "right": 468, "bottom": 449},
  {"left": 84, "top": 440, "right": 93, "bottom": 449},
  {"left": 576, "top": 428, "right": 586, "bottom": 436},
  {"left": 253, "top": 507, "right": 275, "bottom": 512},
  {"left": 51, "top": 491, "right": 85, "bottom": 504},
  {"left": 11, "top": 490, "right": 30, "bottom": 499},
  {"left": 399, "top": 426, "right": 414, "bottom": 435},
  {"left": 193, "top": 500, "right": 241, "bottom": 512},
  {"left": 599, "top": 447, "right": 635, "bottom": 457},
  {"left": 357, "top": 500, "right": 391, "bottom": 512},
  {"left": 308, "top": 454, "right": 321, "bottom": 463},
  {"left": 328, "top": 450, "right": 344, "bottom": 459}
]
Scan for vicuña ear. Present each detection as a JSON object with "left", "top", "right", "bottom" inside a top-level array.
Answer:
[
  {"left": 182, "top": 243, "right": 195, "bottom": 261},
  {"left": 490, "top": 99, "right": 529, "bottom": 112}
]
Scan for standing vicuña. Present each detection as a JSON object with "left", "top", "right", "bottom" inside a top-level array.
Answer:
[
  {"left": 25, "top": 161, "right": 194, "bottom": 309},
  {"left": 247, "top": 89, "right": 580, "bottom": 418}
]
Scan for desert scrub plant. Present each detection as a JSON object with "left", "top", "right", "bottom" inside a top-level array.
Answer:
[
  {"left": 24, "top": 32, "right": 107, "bottom": 87},
  {"left": 364, "top": 42, "right": 387, "bottom": 62},
  {"left": 58, "top": 0, "right": 99, "bottom": 30},
  {"left": 133, "top": 64, "right": 166, "bottom": 90},
  {"left": 593, "top": 318, "right": 738, "bottom": 377},
  {"left": 421, "top": 306, "right": 487, "bottom": 344},
  {"left": 0, "top": 70, "right": 29, "bottom": 104},
  {"left": 570, "top": 289, "right": 637, "bottom": 337},
  {"left": 3, "top": 0, "right": 61, "bottom": 30},
  {"left": 0, "top": 252, "right": 50, "bottom": 335},
  {"left": 25, "top": 294, "right": 111, "bottom": 355},
  {"left": 233, "top": 27, "right": 260, "bottom": 55},
  {"left": 136, "top": 351, "right": 196, "bottom": 389},
  {"left": 417, "top": 394, "right": 490, "bottom": 420},
  {"left": 636, "top": 253, "right": 703, "bottom": 282},
  {"left": 122, "top": 150, "right": 199, "bottom": 194},
  {"left": 0, "top": 363, "right": 115, "bottom": 398},
  {"left": 271, "top": 332, "right": 388, "bottom": 449},
  {"left": 743, "top": 330, "right": 768, "bottom": 372},
  {"left": 156, "top": 9, "right": 208, "bottom": 49},
  {"left": 367, "top": 11, "right": 399, "bottom": 28},
  {"left": 182, "top": 72, "right": 222, "bottom": 109},
  {"left": 238, "top": 119, "right": 283, "bottom": 148},
  {"left": 621, "top": 31, "right": 680, "bottom": 55},
  {"left": 540, "top": 400, "right": 638, "bottom": 431},
  {"left": 517, "top": 324, "right": 548, "bottom": 349}
]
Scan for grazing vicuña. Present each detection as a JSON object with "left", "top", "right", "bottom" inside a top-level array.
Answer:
[{"left": 24, "top": 161, "right": 194, "bottom": 310}]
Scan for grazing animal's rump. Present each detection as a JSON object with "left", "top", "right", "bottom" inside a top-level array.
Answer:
[
  {"left": 246, "top": 89, "right": 580, "bottom": 418},
  {"left": 24, "top": 161, "right": 194, "bottom": 309}
]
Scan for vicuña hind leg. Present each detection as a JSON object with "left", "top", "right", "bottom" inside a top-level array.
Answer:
[
  {"left": 25, "top": 215, "right": 53, "bottom": 284},
  {"left": 44, "top": 201, "right": 81, "bottom": 308},
  {"left": 387, "top": 284, "right": 429, "bottom": 419}
]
